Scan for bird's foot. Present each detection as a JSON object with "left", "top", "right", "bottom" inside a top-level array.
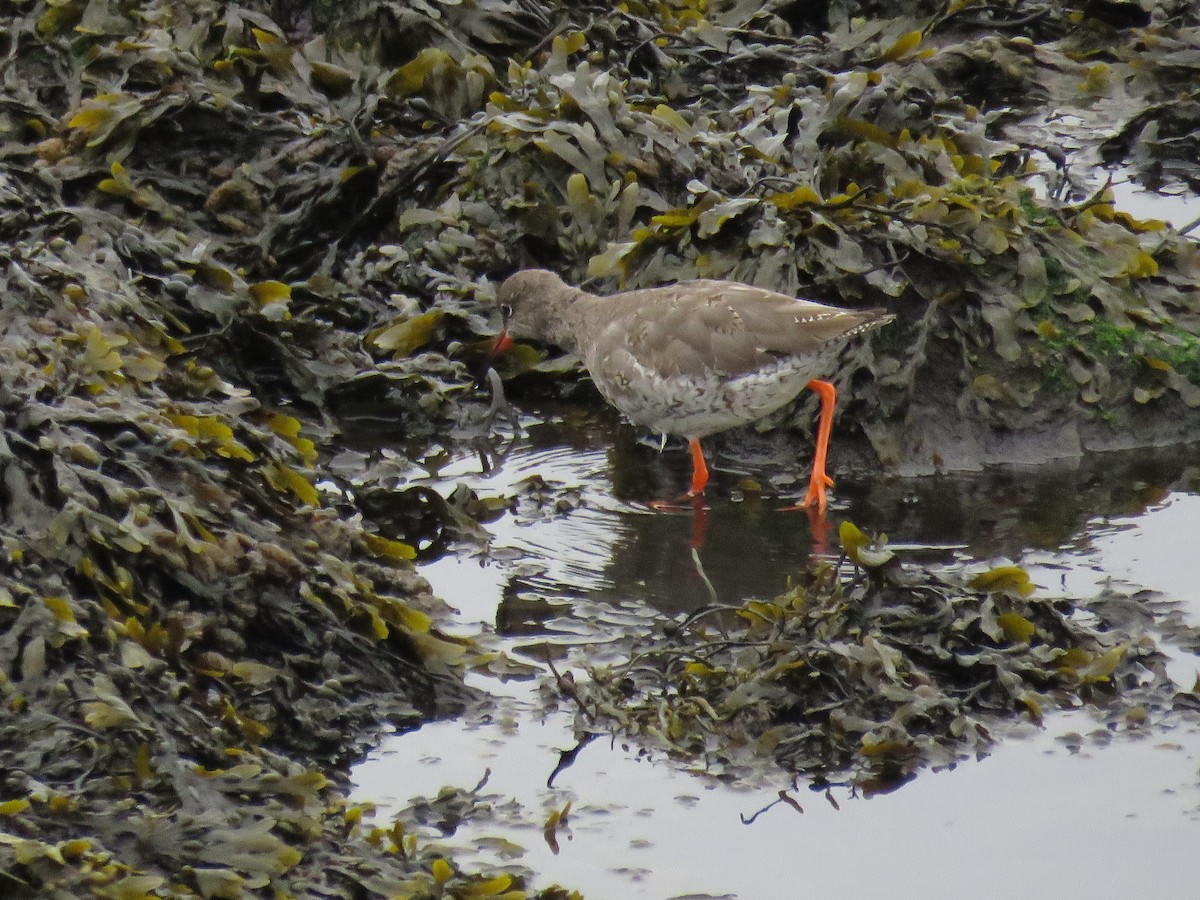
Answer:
[
  {"left": 798, "top": 476, "right": 834, "bottom": 514},
  {"left": 780, "top": 472, "right": 834, "bottom": 514},
  {"left": 648, "top": 492, "right": 709, "bottom": 513}
]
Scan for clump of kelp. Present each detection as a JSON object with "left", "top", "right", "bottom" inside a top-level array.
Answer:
[
  {"left": 0, "top": 195, "right": 562, "bottom": 895},
  {"left": 3, "top": 0, "right": 1200, "bottom": 895},
  {"left": 0, "top": 3, "right": 563, "bottom": 898},
  {"left": 0, "top": 216, "right": 530, "bottom": 895},
  {"left": 562, "top": 524, "right": 1178, "bottom": 793}
]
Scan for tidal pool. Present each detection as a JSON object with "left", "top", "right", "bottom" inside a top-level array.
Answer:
[{"left": 352, "top": 410, "right": 1200, "bottom": 899}]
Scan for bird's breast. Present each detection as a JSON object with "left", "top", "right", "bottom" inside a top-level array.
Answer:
[{"left": 585, "top": 350, "right": 834, "bottom": 438}]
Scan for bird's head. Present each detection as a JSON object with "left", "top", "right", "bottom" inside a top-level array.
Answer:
[{"left": 491, "top": 269, "right": 578, "bottom": 354}]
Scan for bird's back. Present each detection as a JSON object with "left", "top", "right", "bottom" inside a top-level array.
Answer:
[
  {"left": 579, "top": 279, "right": 891, "bottom": 379},
  {"left": 571, "top": 280, "right": 892, "bottom": 437}
]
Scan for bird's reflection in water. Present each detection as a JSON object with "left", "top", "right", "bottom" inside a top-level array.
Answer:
[
  {"left": 491, "top": 420, "right": 825, "bottom": 622},
  {"left": 493, "top": 406, "right": 1200, "bottom": 631}
]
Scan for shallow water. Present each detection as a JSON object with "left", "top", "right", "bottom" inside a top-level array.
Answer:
[{"left": 352, "top": 408, "right": 1200, "bottom": 899}]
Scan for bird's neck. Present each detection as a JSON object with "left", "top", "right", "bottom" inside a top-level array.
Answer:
[{"left": 541, "top": 286, "right": 599, "bottom": 354}]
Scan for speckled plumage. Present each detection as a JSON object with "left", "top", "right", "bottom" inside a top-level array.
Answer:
[
  {"left": 494, "top": 268, "right": 893, "bottom": 510},
  {"left": 495, "top": 269, "right": 893, "bottom": 440}
]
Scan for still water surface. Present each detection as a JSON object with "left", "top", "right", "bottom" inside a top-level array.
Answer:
[{"left": 352, "top": 410, "right": 1200, "bottom": 899}]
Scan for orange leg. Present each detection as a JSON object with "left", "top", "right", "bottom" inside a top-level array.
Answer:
[
  {"left": 688, "top": 438, "right": 710, "bottom": 496},
  {"left": 799, "top": 380, "right": 836, "bottom": 514}
]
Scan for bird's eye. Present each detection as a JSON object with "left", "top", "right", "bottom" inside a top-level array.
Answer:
[{"left": 500, "top": 303, "right": 513, "bottom": 319}]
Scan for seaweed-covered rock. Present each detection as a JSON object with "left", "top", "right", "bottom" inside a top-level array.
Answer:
[
  {"left": 3, "top": 0, "right": 1200, "bottom": 894},
  {"left": 567, "top": 526, "right": 1175, "bottom": 793}
]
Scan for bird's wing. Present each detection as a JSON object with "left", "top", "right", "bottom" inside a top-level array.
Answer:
[{"left": 589, "top": 280, "right": 885, "bottom": 379}]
